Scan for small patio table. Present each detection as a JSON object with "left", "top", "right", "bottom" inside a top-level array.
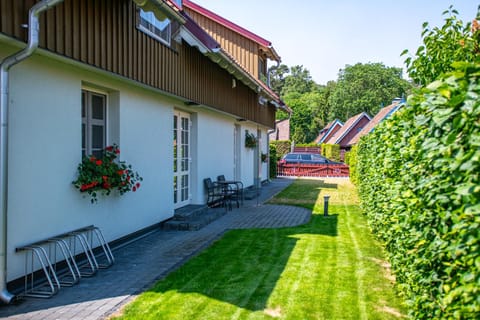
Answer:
[{"left": 217, "top": 180, "right": 244, "bottom": 207}]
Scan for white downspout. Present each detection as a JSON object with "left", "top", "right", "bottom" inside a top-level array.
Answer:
[{"left": 0, "top": 0, "right": 64, "bottom": 304}]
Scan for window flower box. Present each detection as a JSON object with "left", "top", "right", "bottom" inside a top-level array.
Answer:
[{"left": 73, "top": 144, "right": 143, "bottom": 203}]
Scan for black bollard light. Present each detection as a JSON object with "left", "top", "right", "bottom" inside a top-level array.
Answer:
[{"left": 324, "top": 195, "right": 330, "bottom": 216}]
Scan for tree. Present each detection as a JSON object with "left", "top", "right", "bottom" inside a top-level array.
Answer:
[
  {"left": 284, "top": 90, "right": 324, "bottom": 144},
  {"left": 268, "top": 64, "right": 326, "bottom": 142},
  {"left": 281, "top": 65, "right": 316, "bottom": 97},
  {"left": 315, "top": 81, "right": 336, "bottom": 128},
  {"left": 402, "top": 6, "right": 480, "bottom": 85},
  {"left": 268, "top": 63, "right": 289, "bottom": 96},
  {"left": 328, "top": 62, "right": 411, "bottom": 121}
]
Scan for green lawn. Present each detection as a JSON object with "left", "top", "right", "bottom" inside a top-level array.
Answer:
[{"left": 112, "top": 178, "right": 406, "bottom": 320}]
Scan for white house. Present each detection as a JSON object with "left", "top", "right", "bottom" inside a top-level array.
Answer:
[{"left": 0, "top": 0, "right": 286, "bottom": 300}]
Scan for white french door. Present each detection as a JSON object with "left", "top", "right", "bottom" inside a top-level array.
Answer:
[{"left": 173, "top": 111, "right": 191, "bottom": 209}]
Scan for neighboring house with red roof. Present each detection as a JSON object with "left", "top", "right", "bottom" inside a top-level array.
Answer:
[
  {"left": 314, "top": 119, "right": 343, "bottom": 144},
  {"left": 348, "top": 100, "right": 403, "bottom": 146},
  {"left": 324, "top": 112, "right": 372, "bottom": 148},
  {"left": 269, "top": 119, "right": 291, "bottom": 141}
]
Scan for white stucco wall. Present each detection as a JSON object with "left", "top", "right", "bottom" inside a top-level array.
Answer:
[
  {"left": 1, "top": 44, "right": 267, "bottom": 281},
  {"left": 4, "top": 52, "right": 182, "bottom": 280},
  {"left": 193, "top": 111, "right": 234, "bottom": 203},
  {"left": 260, "top": 127, "right": 269, "bottom": 181}
]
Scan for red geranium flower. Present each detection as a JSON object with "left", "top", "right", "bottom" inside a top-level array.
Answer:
[{"left": 73, "top": 143, "right": 142, "bottom": 203}]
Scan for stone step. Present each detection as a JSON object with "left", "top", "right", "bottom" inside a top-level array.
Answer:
[
  {"left": 173, "top": 205, "right": 208, "bottom": 221},
  {"left": 163, "top": 206, "right": 227, "bottom": 231}
]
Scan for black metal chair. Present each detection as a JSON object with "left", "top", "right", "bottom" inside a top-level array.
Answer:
[{"left": 204, "top": 178, "right": 228, "bottom": 209}]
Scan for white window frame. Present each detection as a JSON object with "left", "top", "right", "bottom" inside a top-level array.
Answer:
[
  {"left": 138, "top": 9, "right": 171, "bottom": 46},
  {"left": 258, "top": 56, "right": 266, "bottom": 79},
  {"left": 82, "top": 88, "right": 108, "bottom": 158}
]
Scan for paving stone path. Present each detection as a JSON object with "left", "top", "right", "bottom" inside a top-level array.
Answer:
[{"left": 0, "top": 178, "right": 311, "bottom": 320}]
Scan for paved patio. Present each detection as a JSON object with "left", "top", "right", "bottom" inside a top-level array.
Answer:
[{"left": 0, "top": 178, "right": 311, "bottom": 320}]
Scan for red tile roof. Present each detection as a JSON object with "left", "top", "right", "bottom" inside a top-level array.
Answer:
[
  {"left": 314, "top": 119, "right": 343, "bottom": 144},
  {"left": 325, "top": 112, "right": 371, "bottom": 145},
  {"left": 348, "top": 102, "right": 402, "bottom": 145}
]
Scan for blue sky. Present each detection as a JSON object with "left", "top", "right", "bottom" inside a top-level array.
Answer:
[{"left": 191, "top": 0, "right": 478, "bottom": 85}]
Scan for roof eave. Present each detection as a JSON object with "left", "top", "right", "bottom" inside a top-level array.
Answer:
[
  {"left": 261, "top": 45, "right": 281, "bottom": 63},
  {"left": 133, "top": 0, "right": 187, "bottom": 24},
  {"left": 320, "top": 121, "right": 343, "bottom": 143},
  {"left": 336, "top": 112, "right": 371, "bottom": 144},
  {"left": 178, "top": 3, "right": 286, "bottom": 110},
  {"left": 178, "top": 12, "right": 220, "bottom": 52},
  {"left": 207, "top": 49, "right": 264, "bottom": 93}
]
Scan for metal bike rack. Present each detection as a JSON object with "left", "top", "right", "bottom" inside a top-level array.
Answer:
[
  {"left": 76, "top": 226, "right": 115, "bottom": 269},
  {"left": 15, "top": 225, "right": 114, "bottom": 299},
  {"left": 66, "top": 231, "right": 98, "bottom": 277},
  {"left": 15, "top": 245, "right": 60, "bottom": 298},
  {"left": 47, "top": 238, "right": 81, "bottom": 286}
]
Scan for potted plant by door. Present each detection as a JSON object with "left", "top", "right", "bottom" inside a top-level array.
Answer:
[{"left": 245, "top": 131, "right": 258, "bottom": 149}]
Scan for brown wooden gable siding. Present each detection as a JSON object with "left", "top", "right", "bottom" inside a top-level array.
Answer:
[
  {"left": 0, "top": 0, "right": 275, "bottom": 128},
  {"left": 184, "top": 7, "right": 260, "bottom": 80}
]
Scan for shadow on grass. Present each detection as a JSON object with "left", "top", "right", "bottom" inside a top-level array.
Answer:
[
  {"left": 318, "top": 182, "right": 338, "bottom": 189},
  {"left": 147, "top": 213, "right": 338, "bottom": 313}
]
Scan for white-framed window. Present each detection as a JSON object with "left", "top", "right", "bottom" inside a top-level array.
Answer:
[
  {"left": 259, "top": 57, "right": 266, "bottom": 79},
  {"left": 138, "top": 9, "right": 171, "bottom": 46},
  {"left": 82, "top": 89, "right": 107, "bottom": 158}
]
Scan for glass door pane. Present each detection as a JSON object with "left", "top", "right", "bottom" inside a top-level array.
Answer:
[{"left": 173, "top": 111, "right": 190, "bottom": 208}]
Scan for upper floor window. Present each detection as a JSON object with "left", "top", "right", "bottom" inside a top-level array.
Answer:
[
  {"left": 138, "top": 9, "right": 171, "bottom": 46},
  {"left": 258, "top": 57, "right": 267, "bottom": 84}
]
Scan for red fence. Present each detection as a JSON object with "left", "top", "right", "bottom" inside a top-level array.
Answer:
[
  {"left": 277, "top": 163, "right": 350, "bottom": 177},
  {"left": 293, "top": 146, "right": 321, "bottom": 154}
]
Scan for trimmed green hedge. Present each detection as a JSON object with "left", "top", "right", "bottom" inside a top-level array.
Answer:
[
  {"left": 321, "top": 143, "right": 340, "bottom": 161},
  {"left": 345, "top": 145, "right": 358, "bottom": 185},
  {"left": 356, "top": 62, "right": 480, "bottom": 319},
  {"left": 269, "top": 143, "right": 277, "bottom": 179},
  {"left": 270, "top": 140, "right": 291, "bottom": 159},
  {"left": 295, "top": 143, "right": 320, "bottom": 147}
]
